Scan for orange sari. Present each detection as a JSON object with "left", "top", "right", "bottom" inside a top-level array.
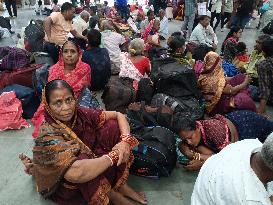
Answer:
[{"left": 198, "top": 52, "right": 226, "bottom": 113}]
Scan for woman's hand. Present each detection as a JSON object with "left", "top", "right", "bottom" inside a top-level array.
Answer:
[
  {"left": 243, "top": 75, "right": 251, "bottom": 86},
  {"left": 183, "top": 160, "right": 203, "bottom": 171},
  {"left": 179, "top": 142, "right": 193, "bottom": 160},
  {"left": 112, "top": 141, "right": 131, "bottom": 166}
]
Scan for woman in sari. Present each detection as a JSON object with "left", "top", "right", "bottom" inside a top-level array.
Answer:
[
  {"left": 19, "top": 79, "right": 147, "bottom": 205},
  {"left": 119, "top": 38, "right": 151, "bottom": 90},
  {"left": 32, "top": 40, "right": 91, "bottom": 138},
  {"left": 198, "top": 51, "right": 256, "bottom": 115},
  {"left": 221, "top": 26, "right": 242, "bottom": 77},
  {"left": 173, "top": 110, "right": 273, "bottom": 171},
  {"left": 141, "top": 19, "right": 161, "bottom": 51}
]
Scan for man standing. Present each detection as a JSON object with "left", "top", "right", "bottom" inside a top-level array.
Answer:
[
  {"left": 159, "top": 9, "right": 168, "bottom": 40},
  {"left": 191, "top": 135, "right": 273, "bottom": 205},
  {"left": 43, "top": 2, "right": 87, "bottom": 63},
  {"left": 182, "top": 0, "right": 197, "bottom": 39},
  {"left": 5, "top": 0, "right": 17, "bottom": 18},
  {"left": 231, "top": 0, "right": 256, "bottom": 29}
]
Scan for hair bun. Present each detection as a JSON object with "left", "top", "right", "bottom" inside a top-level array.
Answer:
[{"left": 129, "top": 48, "right": 137, "bottom": 55}]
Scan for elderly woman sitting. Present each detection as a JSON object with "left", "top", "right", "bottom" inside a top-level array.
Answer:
[
  {"left": 19, "top": 79, "right": 147, "bottom": 205},
  {"left": 100, "top": 20, "right": 127, "bottom": 75},
  {"left": 119, "top": 38, "right": 151, "bottom": 90},
  {"left": 173, "top": 110, "right": 273, "bottom": 171}
]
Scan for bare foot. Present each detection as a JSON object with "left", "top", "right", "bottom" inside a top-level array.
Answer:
[
  {"left": 119, "top": 183, "right": 148, "bottom": 204},
  {"left": 108, "top": 190, "right": 134, "bottom": 205},
  {"left": 19, "top": 153, "right": 33, "bottom": 175}
]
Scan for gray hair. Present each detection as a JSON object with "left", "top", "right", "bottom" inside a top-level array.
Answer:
[
  {"left": 100, "top": 20, "right": 114, "bottom": 31},
  {"left": 80, "top": 10, "right": 90, "bottom": 18},
  {"left": 261, "top": 132, "right": 273, "bottom": 171},
  {"left": 129, "top": 38, "right": 145, "bottom": 56}
]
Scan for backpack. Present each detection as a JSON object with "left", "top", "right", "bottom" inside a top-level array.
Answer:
[
  {"left": 0, "top": 16, "right": 11, "bottom": 32},
  {"left": 1, "top": 84, "right": 40, "bottom": 119},
  {"left": 127, "top": 102, "right": 174, "bottom": 130},
  {"left": 130, "top": 126, "right": 177, "bottom": 178},
  {"left": 262, "top": 19, "right": 273, "bottom": 35},
  {"left": 102, "top": 76, "right": 136, "bottom": 113},
  {"left": 136, "top": 78, "right": 154, "bottom": 104},
  {"left": 0, "top": 47, "right": 30, "bottom": 71},
  {"left": 151, "top": 93, "right": 204, "bottom": 120},
  {"left": 78, "top": 87, "right": 101, "bottom": 109},
  {"left": 24, "top": 20, "right": 45, "bottom": 52},
  {"left": 151, "top": 57, "right": 202, "bottom": 99},
  {"left": 32, "top": 64, "right": 50, "bottom": 99}
]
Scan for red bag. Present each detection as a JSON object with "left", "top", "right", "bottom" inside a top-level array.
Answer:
[
  {"left": 0, "top": 64, "right": 43, "bottom": 89},
  {"left": 0, "top": 92, "right": 30, "bottom": 131}
]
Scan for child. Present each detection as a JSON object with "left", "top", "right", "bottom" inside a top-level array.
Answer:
[{"left": 233, "top": 42, "right": 249, "bottom": 72}]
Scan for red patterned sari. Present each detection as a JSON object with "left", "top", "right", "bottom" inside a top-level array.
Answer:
[
  {"left": 33, "top": 102, "right": 136, "bottom": 205},
  {"left": 31, "top": 54, "right": 91, "bottom": 138}
]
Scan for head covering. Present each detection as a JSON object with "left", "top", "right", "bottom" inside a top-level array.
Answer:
[
  {"left": 48, "top": 41, "right": 91, "bottom": 98},
  {"left": 198, "top": 51, "right": 226, "bottom": 113}
]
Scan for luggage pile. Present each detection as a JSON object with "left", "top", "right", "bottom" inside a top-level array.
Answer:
[{"left": 102, "top": 54, "right": 204, "bottom": 178}]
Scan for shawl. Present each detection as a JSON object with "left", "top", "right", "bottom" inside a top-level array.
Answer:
[
  {"left": 198, "top": 51, "right": 226, "bottom": 113},
  {"left": 197, "top": 114, "right": 230, "bottom": 152},
  {"left": 48, "top": 51, "right": 91, "bottom": 98},
  {"left": 31, "top": 48, "right": 91, "bottom": 138},
  {"left": 32, "top": 90, "right": 97, "bottom": 198}
]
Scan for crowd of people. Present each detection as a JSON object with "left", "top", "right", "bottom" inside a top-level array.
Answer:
[{"left": 0, "top": 0, "right": 273, "bottom": 204}]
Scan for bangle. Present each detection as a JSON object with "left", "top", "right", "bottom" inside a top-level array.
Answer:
[
  {"left": 193, "top": 152, "right": 201, "bottom": 161},
  {"left": 107, "top": 150, "right": 119, "bottom": 166},
  {"left": 105, "top": 155, "right": 113, "bottom": 166},
  {"left": 121, "top": 135, "right": 139, "bottom": 149},
  {"left": 120, "top": 133, "right": 131, "bottom": 138}
]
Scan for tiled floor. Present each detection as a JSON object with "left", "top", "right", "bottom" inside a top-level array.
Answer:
[{"left": 0, "top": 6, "right": 271, "bottom": 205}]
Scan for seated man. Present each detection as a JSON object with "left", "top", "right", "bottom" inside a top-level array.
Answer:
[
  {"left": 71, "top": 10, "right": 90, "bottom": 49},
  {"left": 82, "top": 29, "right": 111, "bottom": 91},
  {"left": 100, "top": 20, "right": 126, "bottom": 74},
  {"left": 189, "top": 13, "right": 217, "bottom": 50},
  {"left": 159, "top": 9, "right": 168, "bottom": 40},
  {"left": 244, "top": 34, "right": 271, "bottom": 86},
  {"left": 257, "top": 37, "right": 273, "bottom": 117},
  {"left": 191, "top": 134, "right": 273, "bottom": 205},
  {"left": 43, "top": 2, "right": 87, "bottom": 63},
  {"left": 89, "top": 7, "right": 99, "bottom": 29}
]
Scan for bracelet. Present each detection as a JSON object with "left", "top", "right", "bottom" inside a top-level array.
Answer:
[
  {"left": 107, "top": 150, "right": 120, "bottom": 166},
  {"left": 120, "top": 133, "right": 131, "bottom": 138},
  {"left": 193, "top": 152, "right": 201, "bottom": 161},
  {"left": 105, "top": 155, "right": 114, "bottom": 166},
  {"left": 121, "top": 135, "right": 139, "bottom": 149}
]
